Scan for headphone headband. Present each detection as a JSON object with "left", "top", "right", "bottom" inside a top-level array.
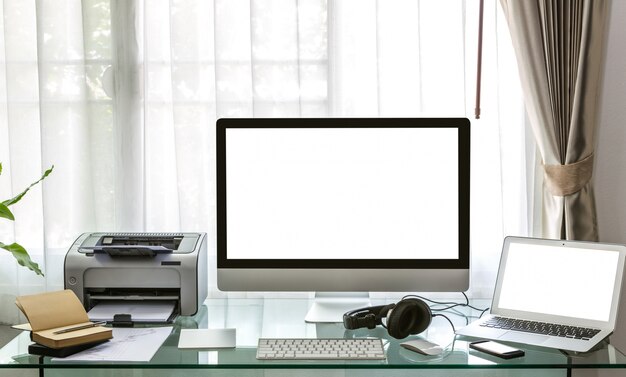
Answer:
[{"left": 342, "top": 305, "right": 390, "bottom": 330}]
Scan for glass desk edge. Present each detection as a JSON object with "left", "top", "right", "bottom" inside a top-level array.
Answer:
[{"left": 0, "top": 298, "right": 624, "bottom": 370}]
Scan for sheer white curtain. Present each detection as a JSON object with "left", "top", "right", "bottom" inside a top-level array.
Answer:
[
  {"left": 0, "top": 0, "right": 108, "bottom": 323},
  {"left": 0, "top": 0, "right": 527, "bottom": 324}
]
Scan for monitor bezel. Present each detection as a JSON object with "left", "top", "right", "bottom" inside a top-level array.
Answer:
[{"left": 216, "top": 118, "right": 470, "bottom": 269}]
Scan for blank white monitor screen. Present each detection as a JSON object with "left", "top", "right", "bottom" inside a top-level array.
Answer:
[
  {"left": 226, "top": 127, "right": 458, "bottom": 261},
  {"left": 216, "top": 118, "right": 470, "bottom": 294}
]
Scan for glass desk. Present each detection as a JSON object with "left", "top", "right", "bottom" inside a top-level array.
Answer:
[{"left": 0, "top": 298, "right": 625, "bottom": 377}]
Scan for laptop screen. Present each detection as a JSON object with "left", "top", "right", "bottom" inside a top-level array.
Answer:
[{"left": 496, "top": 241, "right": 621, "bottom": 322}]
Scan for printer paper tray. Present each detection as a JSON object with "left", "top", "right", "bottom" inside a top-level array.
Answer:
[
  {"left": 87, "top": 301, "right": 177, "bottom": 323},
  {"left": 89, "top": 295, "right": 179, "bottom": 301}
]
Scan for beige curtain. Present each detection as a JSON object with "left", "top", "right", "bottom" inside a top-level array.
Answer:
[{"left": 500, "top": 0, "right": 609, "bottom": 241}]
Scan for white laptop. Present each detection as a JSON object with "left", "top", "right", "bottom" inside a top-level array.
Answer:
[{"left": 456, "top": 236, "right": 626, "bottom": 353}]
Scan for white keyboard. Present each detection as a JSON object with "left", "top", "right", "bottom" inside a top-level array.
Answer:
[{"left": 256, "top": 338, "right": 386, "bottom": 360}]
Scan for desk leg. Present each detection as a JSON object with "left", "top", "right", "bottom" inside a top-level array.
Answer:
[{"left": 38, "top": 355, "right": 44, "bottom": 377}]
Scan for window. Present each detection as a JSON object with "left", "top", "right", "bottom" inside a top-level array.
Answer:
[{"left": 0, "top": 1, "right": 527, "bottom": 318}]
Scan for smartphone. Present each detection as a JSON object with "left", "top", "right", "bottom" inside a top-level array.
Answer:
[{"left": 469, "top": 340, "right": 525, "bottom": 359}]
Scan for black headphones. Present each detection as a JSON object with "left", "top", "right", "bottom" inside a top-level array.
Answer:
[{"left": 343, "top": 298, "right": 432, "bottom": 339}]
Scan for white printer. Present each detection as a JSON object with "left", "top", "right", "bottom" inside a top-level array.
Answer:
[{"left": 64, "top": 232, "right": 207, "bottom": 323}]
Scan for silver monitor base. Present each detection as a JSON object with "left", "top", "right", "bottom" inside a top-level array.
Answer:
[{"left": 304, "top": 292, "right": 371, "bottom": 323}]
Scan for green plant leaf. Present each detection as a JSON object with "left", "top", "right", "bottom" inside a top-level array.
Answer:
[
  {"left": 2, "top": 165, "right": 54, "bottom": 207},
  {"left": 0, "top": 241, "right": 44, "bottom": 276},
  {"left": 0, "top": 162, "right": 3, "bottom": 175},
  {"left": 0, "top": 203, "right": 15, "bottom": 220}
]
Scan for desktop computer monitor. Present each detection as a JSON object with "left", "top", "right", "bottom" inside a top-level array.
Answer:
[{"left": 216, "top": 118, "right": 470, "bottom": 322}]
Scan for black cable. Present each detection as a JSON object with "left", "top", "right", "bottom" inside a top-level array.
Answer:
[
  {"left": 432, "top": 313, "right": 456, "bottom": 334},
  {"left": 434, "top": 306, "right": 489, "bottom": 320},
  {"left": 401, "top": 294, "right": 464, "bottom": 307},
  {"left": 479, "top": 307, "right": 490, "bottom": 318},
  {"left": 431, "top": 307, "right": 465, "bottom": 316},
  {"left": 462, "top": 291, "right": 470, "bottom": 306},
  {"left": 430, "top": 302, "right": 486, "bottom": 312},
  {"left": 402, "top": 294, "right": 488, "bottom": 313}
]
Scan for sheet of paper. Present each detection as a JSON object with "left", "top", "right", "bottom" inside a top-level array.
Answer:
[
  {"left": 87, "top": 301, "right": 176, "bottom": 322},
  {"left": 178, "top": 328, "right": 236, "bottom": 349},
  {"left": 10, "top": 323, "right": 31, "bottom": 331},
  {"left": 52, "top": 327, "right": 172, "bottom": 362}
]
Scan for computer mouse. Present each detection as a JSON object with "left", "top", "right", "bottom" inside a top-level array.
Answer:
[{"left": 400, "top": 338, "right": 443, "bottom": 356}]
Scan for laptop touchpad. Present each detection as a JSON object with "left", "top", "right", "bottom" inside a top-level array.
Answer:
[{"left": 498, "top": 331, "right": 549, "bottom": 344}]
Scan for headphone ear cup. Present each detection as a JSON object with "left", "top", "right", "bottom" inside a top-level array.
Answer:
[{"left": 385, "top": 298, "right": 432, "bottom": 339}]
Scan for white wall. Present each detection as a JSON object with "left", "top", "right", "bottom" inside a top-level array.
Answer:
[{"left": 595, "top": 0, "right": 626, "bottom": 371}]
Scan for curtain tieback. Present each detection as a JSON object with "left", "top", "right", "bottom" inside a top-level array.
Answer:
[{"left": 543, "top": 153, "right": 594, "bottom": 196}]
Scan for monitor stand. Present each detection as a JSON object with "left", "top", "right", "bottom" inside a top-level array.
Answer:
[{"left": 304, "top": 292, "right": 371, "bottom": 323}]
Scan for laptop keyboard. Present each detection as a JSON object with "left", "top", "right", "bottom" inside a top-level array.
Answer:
[{"left": 481, "top": 317, "right": 600, "bottom": 340}]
